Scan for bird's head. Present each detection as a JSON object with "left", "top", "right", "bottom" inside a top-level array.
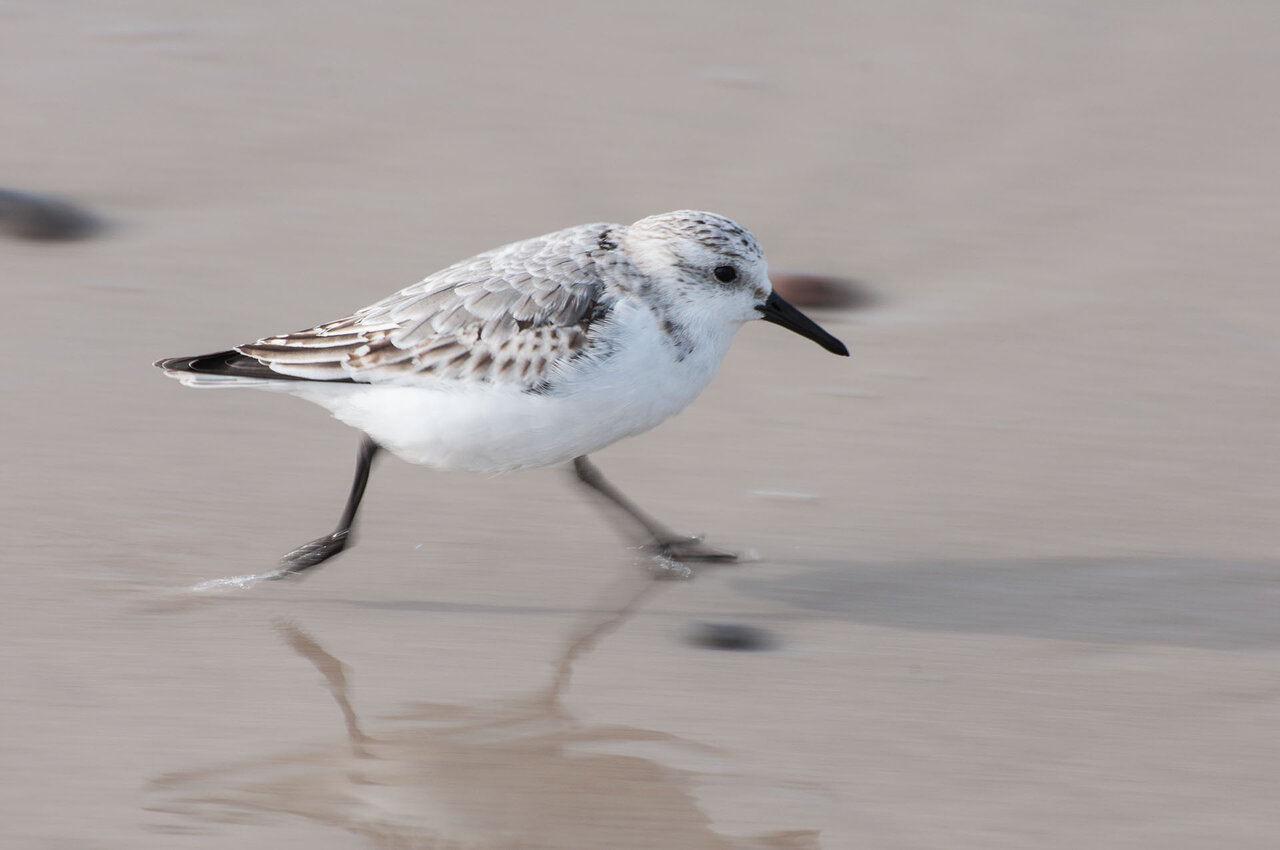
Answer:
[{"left": 622, "top": 210, "right": 848, "bottom": 356}]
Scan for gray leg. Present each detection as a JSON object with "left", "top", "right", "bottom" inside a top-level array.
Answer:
[
  {"left": 571, "top": 455, "right": 737, "bottom": 570},
  {"left": 276, "top": 437, "right": 381, "bottom": 576}
]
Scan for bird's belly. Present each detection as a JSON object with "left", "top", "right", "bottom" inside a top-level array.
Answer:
[{"left": 290, "top": 350, "right": 720, "bottom": 473}]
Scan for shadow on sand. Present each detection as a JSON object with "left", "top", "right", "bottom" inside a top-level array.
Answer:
[{"left": 734, "top": 557, "right": 1280, "bottom": 650}]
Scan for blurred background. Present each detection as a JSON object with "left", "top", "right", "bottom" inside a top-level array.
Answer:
[{"left": 3, "top": 2, "right": 1279, "bottom": 848}]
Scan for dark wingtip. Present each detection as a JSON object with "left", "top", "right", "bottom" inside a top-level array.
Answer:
[
  {"left": 155, "top": 350, "right": 281, "bottom": 379},
  {"left": 155, "top": 351, "right": 245, "bottom": 374},
  {"left": 154, "top": 355, "right": 194, "bottom": 371},
  {"left": 155, "top": 349, "right": 358, "bottom": 383}
]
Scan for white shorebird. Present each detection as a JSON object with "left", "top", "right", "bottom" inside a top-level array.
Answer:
[{"left": 157, "top": 211, "right": 848, "bottom": 578}]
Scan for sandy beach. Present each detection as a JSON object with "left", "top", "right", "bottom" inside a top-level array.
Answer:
[{"left": 3, "top": 2, "right": 1280, "bottom": 847}]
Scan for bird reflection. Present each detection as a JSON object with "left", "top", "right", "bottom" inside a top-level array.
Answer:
[{"left": 150, "top": 577, "right": 818, "bottom": 849}]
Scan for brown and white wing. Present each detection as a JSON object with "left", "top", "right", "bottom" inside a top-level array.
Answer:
[{"left": 234, "top": 224, "right": 617, "bottom": 389}]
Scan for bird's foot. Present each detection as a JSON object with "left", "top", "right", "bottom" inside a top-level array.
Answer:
[
  {"left": 273, "top": 530, "right": 350, "bottom": 577},
  {"left": 650, "top": 534, "right": 738, "bottom": 563},
  {"left": 642, "top": 535, "right": 738, "bottom": 580}
]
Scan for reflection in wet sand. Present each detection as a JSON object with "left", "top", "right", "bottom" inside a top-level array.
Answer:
[{"left": 150, "top": 577, "right": 818, "bottom": 849}]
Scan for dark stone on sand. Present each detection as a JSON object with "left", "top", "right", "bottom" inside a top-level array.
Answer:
[
  {"left": 687, "top": 621, "right": 775, "bottom": 651},
  {"left": 0, "top": 189, "right": 102, "bottom": 240},
  {"left": 769, "top": 271, "right": 873, "bottom": 310}
]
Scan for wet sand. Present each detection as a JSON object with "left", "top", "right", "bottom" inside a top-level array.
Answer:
[{"left": 3, "top": 2, "right": 1280, "bottom": 847}]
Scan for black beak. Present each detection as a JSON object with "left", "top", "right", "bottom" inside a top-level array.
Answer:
[{"left": 755, "top": 291, "right": 849, "bottom": 356}]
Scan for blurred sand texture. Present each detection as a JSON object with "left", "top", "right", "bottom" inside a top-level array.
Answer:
[{"left": 4, "top": 2, "right": 1280, "bottom": 848}]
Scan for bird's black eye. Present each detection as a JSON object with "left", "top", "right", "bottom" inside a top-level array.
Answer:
[{"left": 714, "top": 265, "right": 738, "bottom": 283}]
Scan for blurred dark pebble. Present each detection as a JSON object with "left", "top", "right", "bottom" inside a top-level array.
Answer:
[
  {"left": 0, "top": 189, "right": 102, "bottom": 241},
  {"left": 769, "top": 271, "right": 874, "bottom": 310},
  {"left": 687, "top": 621, "right": 776, "bottom": 651}
]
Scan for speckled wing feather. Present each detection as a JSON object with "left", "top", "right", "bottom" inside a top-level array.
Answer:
[{"left": 236, "top": 223, "right": 619, "bottom": 388}]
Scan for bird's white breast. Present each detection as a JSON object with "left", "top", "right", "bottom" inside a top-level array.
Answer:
[{"left": 287, "top": 299, "right": 738, "bottom": 473}]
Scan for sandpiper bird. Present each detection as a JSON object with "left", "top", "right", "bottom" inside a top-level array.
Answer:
[{"left": 157, "top": 211, "right": 848, "bottom": 578}]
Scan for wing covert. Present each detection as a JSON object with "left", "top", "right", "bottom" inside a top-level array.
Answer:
[{"left": 236, "top": 223, "right": 616, "bottom": 388}]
